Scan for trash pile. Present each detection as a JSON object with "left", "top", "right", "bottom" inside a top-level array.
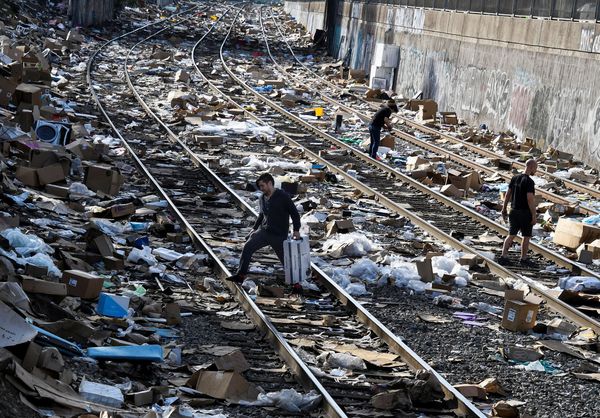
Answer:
[{"left": 0, "top": 2, "right": 330, "bottom": 417}]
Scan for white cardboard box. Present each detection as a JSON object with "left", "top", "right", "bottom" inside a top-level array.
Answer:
[{"left": 283, "top": 237, "right": 311, "bottom": 284}]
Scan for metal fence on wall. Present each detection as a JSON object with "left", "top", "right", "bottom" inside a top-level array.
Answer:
[{"left": 373, "top": 0, "right": 600, "bottom": 21}]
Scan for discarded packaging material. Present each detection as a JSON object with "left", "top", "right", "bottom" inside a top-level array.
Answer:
[
  {"left": 214, "top": 348, "right": 250, "bottom": 373},
  {"left": 96, "top": 292, "right": 130, "bottom": 317},
  {"left": 195, "top": 371, "right": 260, "bottom": 403},
  {"left": 61, "top": 270, "right": 104, "bottom": 299},
  {"left": 553, "top": 218, "right": 600, "bottom": 250},
  {"left": 21, "top": 276, "right": 67, "bottom": 295},
  {"left": 0, "top": 301, "right": 37, "bottom": 347},
  {"left": 501, "top": 289, "right": 542, "bottom": 332},
  {"left": 79, "top": 378, "right": 124, "bottom": 408},
  {"left": 86, "top": 345, "right": 163, "bottom": 362}
]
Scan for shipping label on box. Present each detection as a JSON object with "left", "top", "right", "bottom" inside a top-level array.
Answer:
[{"left": 60, "top": 270, "right": 104, "bottom": 299}]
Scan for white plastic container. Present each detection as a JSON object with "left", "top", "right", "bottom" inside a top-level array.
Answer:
[{"left": 79, "top": 378, "right": 124, "bottom": 408}]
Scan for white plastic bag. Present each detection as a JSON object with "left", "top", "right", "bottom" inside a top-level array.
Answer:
[
  {"left": 345, "top": 282, "right": 368, "bottom": 296},
  {"left": 152, "top": 247, "right": 192, "bottom": 261},
  {"left": 22, "top": 253, "right": 61, "bottom": 277},
  {"left": 322, "top": 352, "right": 366, "bottom": 370},
  {"left": 349, "top": 258, "right": 380, "bottom": 282},
  {"left": 240, "top": 389, "right": 321, "bottom": 413},
  {"left": 407, "top": 280, "right": 429, "bottom": 293},
  {"left": 69, "top": 182, "right": 96, "bottom": 197},
  {"left": 558, "top": 276, "right": 600, "bottom": 292},
  {"left": 1, "top": 228, "right": 53, "bottom": 256},
  {"left": 127, "top": 246, "right": 157, "bottom": 265}
]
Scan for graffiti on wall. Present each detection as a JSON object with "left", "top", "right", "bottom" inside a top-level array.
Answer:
[
  {"left": 482, "top": 70, "right": 511, "bottom": 122},
  {"left": 580, "top": 28, "right": 600, "bottom": 53},
  {"left": 507, "top": 83, "right": 533, "bottom": 138},
  {"left": 583, "top": 97, "right": 600, "bottom": 161}
]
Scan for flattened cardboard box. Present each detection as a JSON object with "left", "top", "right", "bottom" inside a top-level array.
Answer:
[
  {"left": 21, "top": 276, "right": 67, "bottom": 296},
  {"left": 60, "top": 270, "right": 104, "bottom": 299}
]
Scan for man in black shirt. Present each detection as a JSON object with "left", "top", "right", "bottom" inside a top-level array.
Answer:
[
  {"left": 227, "top": 173, "right": 301, "bottom": 284},
  {"left": 499, "top": 159, "right": 538, "bottom": 266},
  {"left": 368, "top": 99, "right": 398, "bottom": 159}
]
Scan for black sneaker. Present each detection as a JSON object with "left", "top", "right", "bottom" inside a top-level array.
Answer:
[
  {"left": 226, "top": 274, "right": 245, "bottom": 284},
  {"left": 519, "top": 258, "right": 536, "bottom": 267},
  {"left": 497, "top": 256, "right": 510, "bottom": 266}
]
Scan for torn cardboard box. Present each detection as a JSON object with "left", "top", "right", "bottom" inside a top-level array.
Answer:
[
  {"left": 553, "top": 218, "right": 600, "bottom": 250},
  {"left": 195, "top": 371, "right": 259, "bottom": 403}
]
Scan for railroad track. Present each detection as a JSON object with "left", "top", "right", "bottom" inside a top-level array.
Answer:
[
  {"left": 258, "top": 8, "right": 600, "bottom": 223},
  {"left": 87, "top": 3, "right": 485, "bottom": 417},
  {"left": 155, "top": 4, "right": 600, "bottom": 337},
  {"left": 256, "top": 8, "right": 600, "bottom": 276},
  {"left": 262, "top": 8, "right": 600, "bottom": 206}
]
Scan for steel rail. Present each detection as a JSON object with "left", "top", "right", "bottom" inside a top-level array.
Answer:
[
  {"left": 230, "top": 9, "right": 600, "bottom": 283},
  {"left": 211, "top": 8, "right": 486, "bottom": 418},
  {"left": 87, "top": 6, "right": 342, "bottom": 418},
  {"left": 218, "top": 7, "right": 600, "bottom": 337},
  {"left": 265, "top": 9, "right": 600, "bottom": 200},
  {"left": 122, "top": 6, "right": 346, "bottom": 418}
]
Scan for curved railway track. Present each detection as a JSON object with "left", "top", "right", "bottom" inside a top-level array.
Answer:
[
  {"left": 255, "top": 9, "right": 600, "bottom": 279},
  {"left": 166, "top": 5, "right": 600, "bottom": 336},
  {"left": 261, "top": 8, "right": 600, "bottom": 204},
  {"left": 86, "top": 3, "right": 485, "bottom": 417}
]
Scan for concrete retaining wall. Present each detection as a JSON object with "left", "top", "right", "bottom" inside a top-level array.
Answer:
[
  {"left": 284, "top": 0, "right": 600, "bottom": 169},
  {"left": 283, "top": 0, "right": 326, "bottom": 38}
]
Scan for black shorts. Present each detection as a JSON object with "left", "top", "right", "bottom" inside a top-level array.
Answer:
[{"left": 509, "top": 209, "right": 533, "bottom": 237}]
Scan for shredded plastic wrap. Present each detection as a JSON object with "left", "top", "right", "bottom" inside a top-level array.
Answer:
[
  {"left": 240, "top": 389, "right": 321, "bottom": 413},
  {"left": 349, "top": 258, "right": 380, "bottom": 282},
  {"left": 558, "top": 276, "right": 600, "bottom": 292},
  {"left": 1, "top": 228, "right": 53, "bottom": 256},
  {"left": 320, "top": 352, "right": 367, "bottom": 370},
  {"left": 322, "top": 232, "right": 381, "bottom": 257}
]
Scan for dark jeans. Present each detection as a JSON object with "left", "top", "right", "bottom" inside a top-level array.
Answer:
[
  {"left": 368, "top": 124, "right": 381, "bottom": 158},
  {"left": 237, "top": 229, "right": 285, "bottom": 275}
]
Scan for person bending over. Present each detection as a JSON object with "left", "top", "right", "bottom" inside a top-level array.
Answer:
[{"left": 368, "top": 99, "right": 398, "bottom": 159}]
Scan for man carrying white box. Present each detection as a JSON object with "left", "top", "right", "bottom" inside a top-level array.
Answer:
[{"left": 227, "top": 173, "right": 301, "bottom": 286}]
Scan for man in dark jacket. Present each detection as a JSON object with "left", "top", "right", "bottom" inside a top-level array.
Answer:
[
  {"left": 499, "top": 159, "right": 538, "bottom": 266},
  {"left": 368, "top": 99, "right": 398, "bottom": 159},
  {"left": 227, "top": 173, "right": 301, "bottom": 283}
]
